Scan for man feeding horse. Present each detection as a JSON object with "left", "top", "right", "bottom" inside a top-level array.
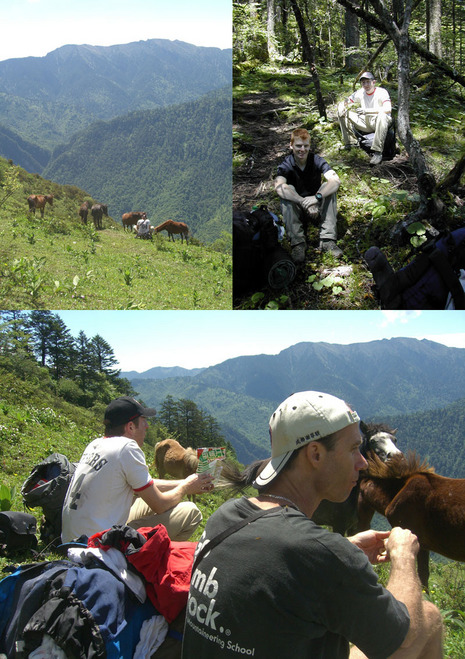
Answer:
[
  {"left": 183, "top": 391, "right": 442, "bottom": 659},
  {"left": 61, "top": 397, "right": 213, "bottom": 543}
]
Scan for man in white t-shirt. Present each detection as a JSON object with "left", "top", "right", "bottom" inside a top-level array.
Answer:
[
  {"left": 338, "top": 72, "right": 392, "bottom": 165},
  {"left": 61, "top": 396, "right": 213, "bottom": 543}
]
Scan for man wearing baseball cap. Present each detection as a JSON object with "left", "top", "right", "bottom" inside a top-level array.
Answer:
[
  {"left": 338, "top": 72, "right": 392, "bottom": 165},
  {"left": 183, "top": 391, "right": 442, "bottom": 658},
  {"left": 62, "top": 396, "right": 213, "bottom": 543}
]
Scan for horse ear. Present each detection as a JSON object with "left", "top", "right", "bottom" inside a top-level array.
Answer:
[
  {"left": 392, "top": 428, "right": 398, "bottom": 435},
  {"left": 359, "top": 420, "right": 368, "bottom": 433}
]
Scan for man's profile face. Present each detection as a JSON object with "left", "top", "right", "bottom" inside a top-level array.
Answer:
[
  {"left": 361, "top": 77, "right": 376, "bottom": 94},
  {"left": 290, "top": 137, "right": 311, "bottom": 166}
]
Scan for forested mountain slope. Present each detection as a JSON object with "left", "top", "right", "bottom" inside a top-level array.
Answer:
[
  {"left": 43, "top": 87, "right": 232, "bottom": 241},
  {"left": 0, "top": 39, "right": 231, "bottom": 153},
  {"left": 128, "top": 338, "right": 465, "bottom": 464}
]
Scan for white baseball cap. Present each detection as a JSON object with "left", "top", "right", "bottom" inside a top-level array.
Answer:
[{"left": 254, "top": 391, "right": 360, "bottom": 487}]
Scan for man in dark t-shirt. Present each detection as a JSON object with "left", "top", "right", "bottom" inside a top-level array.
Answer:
[
  {"left": 274, "top": 128, "right": 342, "bottom": 264},
  {"left": 183, "top": 391, "right": 443, "bottom": 659}
]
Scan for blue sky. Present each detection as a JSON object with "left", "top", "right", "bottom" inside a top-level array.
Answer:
[
  {"left": 54, "top": 310, "right": 465, "bottom": 372},
  {"left": 0, "top": 0, "right": 231, "bottom": 61}
]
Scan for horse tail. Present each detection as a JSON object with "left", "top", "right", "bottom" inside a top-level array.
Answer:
[{"left": 216, "top": 459, "right": 269, "bottom": 494}]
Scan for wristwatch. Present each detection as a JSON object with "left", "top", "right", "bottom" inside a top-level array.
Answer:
[{"left": 315, "top": 192, "right": 323, "bottom": 206}]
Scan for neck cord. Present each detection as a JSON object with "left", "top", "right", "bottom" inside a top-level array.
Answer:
[{"left": 262, "top": 493, "right": 302, "bottom": 514}]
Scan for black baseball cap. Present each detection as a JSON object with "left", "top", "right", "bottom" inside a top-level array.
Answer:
[{"left": 104, "top": 396, "right": 156, "bottom": 427}]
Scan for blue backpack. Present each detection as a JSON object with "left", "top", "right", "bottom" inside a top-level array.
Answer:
[{"left": 365, "top": 227, "right": 465, "bottom": 309}]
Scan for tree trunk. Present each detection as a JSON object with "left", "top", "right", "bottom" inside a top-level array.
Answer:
[
  {"left": 288, "top": 0, "right": 327, "bottom": 119},
  {"left": 267, "top": 0, "right": 279, "bottom": 60},
  {"left": 428, "top": 0, "right": 443, "bottom": 57},
  {"left": 345, "top": 8, "right": 361, "bottom": 71}
]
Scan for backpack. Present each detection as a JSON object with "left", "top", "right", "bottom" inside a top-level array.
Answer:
[
  {"left": 365, "top": 227, "right": 465, "bottom": 309},
  {"left": 0, "top": 511, "right": 37, "bottom": 553},
  {"left": 233, "top": 205, "right": 296, "bottom": 296},
  {"left": 352, "top": 120, "right": 396, "bottom": 160},
  {"left": 21, "top": 453, "right": 76, "bottom": 545}
]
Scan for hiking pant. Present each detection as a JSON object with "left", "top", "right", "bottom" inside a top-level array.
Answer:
[
  {"left": 126, "top": 499, "right": 202, "bottom": 541},
  {"left": 338, "top": 107, "right": 392, "bottom": 153},
  {"left": 281, "top": 192, "right": 338, "bottom": 247}
]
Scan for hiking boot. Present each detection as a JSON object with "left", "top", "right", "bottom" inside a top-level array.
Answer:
[
  {"left": 364, "top": 246, "right": 402, "bottom": 308},
  {"left": 370, "top": 151, "right": 383, "bottom": 165},
  {"left": 291, "top": 243, "right": 306, "bottom": 264},
  {"left": 319, "top": 240, "right": 343, "bottom": 258}
]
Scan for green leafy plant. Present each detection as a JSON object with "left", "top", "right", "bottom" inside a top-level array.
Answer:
[
  {"left": 407, "top": 221, "right": 428, "bottom": 247},
  {"left": 308, "top": 274, "right": 344, "bottom": 296},
  {"left": 0, "top": 483, "right": 16, "bottom": 511}
]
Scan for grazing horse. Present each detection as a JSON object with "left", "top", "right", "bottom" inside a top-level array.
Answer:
[
  {"left": 153, "top": 220, "right": 189, "bottom": 243},
  {"left": 91, "top": 203, "right": 108, "bottom": 230},
  {"left": 357, "top": 452, "right": 465, "bottom": 590},
  {"left": 122, "top": 211, "right": 146, "bottom": 231},
  {"left": 27, "top": 194, "right": 53, "bottom": 218},
  {"left": 79, "top": 201, "right": 91, "bottom": 225},
  {"left": 311, "top": 421, "right": 402, "bottom": 535},
  {"left": 154, "top": 438, "right": 198, "bottom": 501}
]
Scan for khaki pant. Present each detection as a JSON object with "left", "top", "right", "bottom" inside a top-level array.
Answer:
[
  {"left": 281, "top": 192, "right": 338, "bottom": 247},
  {"left": 126, "top": 499, "right": 202, "bottom": 541},
  {"left": 338, "top": 105, "right": 392, "bottom": 154}
]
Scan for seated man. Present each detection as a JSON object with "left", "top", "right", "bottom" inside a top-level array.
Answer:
[
  {"left": 61, "top": 396, "right": 213, "bottom": 543},
  {"left": 338, "top": 71, "right": 392, "bottom": 165},
  {"left": 136, "top": 214, "right": 151, "bottom": 239},
  {"left": 274, "top": 128, "right": 342, "bottom": 263}
]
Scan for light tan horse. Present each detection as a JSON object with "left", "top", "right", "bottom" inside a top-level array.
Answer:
[
  {"left": 153, "top": 220, "right": 189, "bottom": 243},
  {"left": 27, "top": 194, "right": 54, "bottom": 218},
  {"left": 154, "top": 438, "right": 199, "bottom": 501}
]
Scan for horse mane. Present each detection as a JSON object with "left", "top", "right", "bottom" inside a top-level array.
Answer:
[{"left": 364, "top": 451, "right": 435, "bottom": 479}]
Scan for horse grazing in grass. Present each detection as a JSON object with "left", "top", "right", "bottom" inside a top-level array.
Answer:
[
  {"left": 154, "top": 438, "right": 198, "bottom": 501},
  {"left": 311, "top": 422, "right": 402, "bottom": 535},
  {"left": 27, "top": 194, "right": 53, "bottom": 218},
  {"left": 79, "top": 201, "right": 91, "bottom": 224},
  {"left": 357, "top": 451, "right": 465, "bottom": 591},
  {"left": 122, "top": 211, "right": 146, "bottom": 231},
  {"left": 153, "top": 220, "right": 189, "bottom": 243},
  {"left": 91, "top": 203, "right": 108, "bottom": 230}
]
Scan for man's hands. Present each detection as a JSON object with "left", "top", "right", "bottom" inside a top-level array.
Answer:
[
  {"left": 301, "top": 195, "right": 320, "bottom": 219},
  {"left": 184, "top": 472, "right": 214, "bottom": 496},
  {"left": 349, "top": 527, "right": 420, "bottom": 565}
]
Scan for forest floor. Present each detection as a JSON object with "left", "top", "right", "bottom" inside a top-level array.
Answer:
[{"left": 233, "top": 64, "right": 465, "bottom": 309}]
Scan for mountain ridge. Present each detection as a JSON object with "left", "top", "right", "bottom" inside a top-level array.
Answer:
[{"left": 125, "top": 338, "right": 465, "bottom": 466}]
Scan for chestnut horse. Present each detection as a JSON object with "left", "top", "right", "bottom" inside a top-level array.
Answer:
[
  {"left": 27, "top": 194, "right": 53, "bottom": 218},
  {"left": 154, "top": 438, "right": 198, "bottom": 502},
  {"left": 357, "top": 452, "right": 465, "bottom": 590},
  {"left": 311, "top": 421, "right": 402, "bottom": 535},
  {"left": 153, "top": 220, "right": 189, "bottom": 243},
  {"left": 122, "top": 211, "right": 146, "bottom": 231}
]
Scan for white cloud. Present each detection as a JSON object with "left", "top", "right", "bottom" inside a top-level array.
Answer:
[{"left": 380, "top": 310, "right": 422, "bottom": 327}]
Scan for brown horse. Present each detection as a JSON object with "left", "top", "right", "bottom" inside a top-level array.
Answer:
[
  {"left": 122, "top": 211, "right": 146, "bottom": 231},
  {"left": 153, "top": 220, "right": 189, "bottom": 243},
  {"left": 91, "top": 203, "right": 108, "bottom": 230},
  {"left": 79, "top": 201, "right": 91, "bottom": 224},
  {"left": 311, "top": 422, "right": 402, "bottom": 535},
  {"left": 154, "top": 439, "right": 198, "bottom": 501},
  {"left": 357, "top": 452, "right": 465, "bottom": 590},
  {"left": 27, "top": 194, "right": 54, "bottom": 218}
]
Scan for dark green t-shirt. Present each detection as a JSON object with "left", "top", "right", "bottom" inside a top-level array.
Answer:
[{"left": 182, "top": 497, "right": 409, "bottom": 659}]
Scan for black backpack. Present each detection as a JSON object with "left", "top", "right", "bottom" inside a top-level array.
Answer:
[
  {"left": 21, "top": 453, "right": 76, "bottom": 545},
  {"left": 365, "top": 227, "right": 465, "bottom": 309},
  {"left": 0, "top": 511, "right": 38, "bottom": 553},
  {"left": 352, "top": 120, "right": 396, "bottom": 160},
  {"left": 233, "top": 205, "right": 296, "bottom": 296}
]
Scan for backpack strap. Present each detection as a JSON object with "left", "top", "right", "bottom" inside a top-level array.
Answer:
[
  {"left": 192, "top": 506, "right": 278, "bottom": 572},
  {"left": 428, "top": 247, "right": 465, "bottom": 309}
]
